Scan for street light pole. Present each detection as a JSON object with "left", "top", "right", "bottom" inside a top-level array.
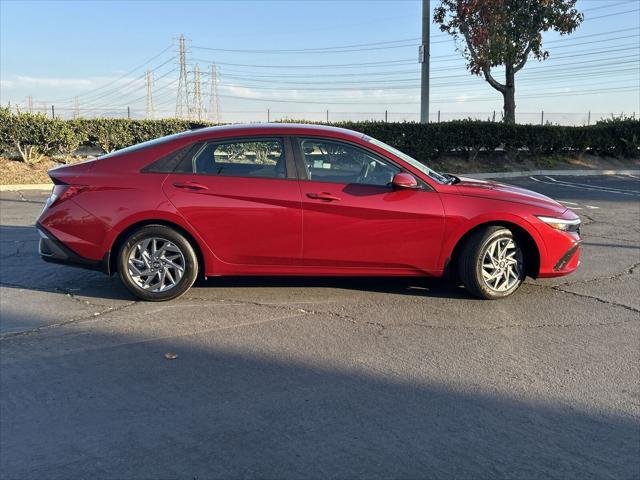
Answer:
[{"left": 420, "top": 0, "right": 430, "bottom": 124}]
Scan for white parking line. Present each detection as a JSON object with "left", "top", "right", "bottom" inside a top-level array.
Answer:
[
  {"left": 586, "top": 205, "right": 600, "bottom": 209},
  {"left": 559, "top": 201, "right": 579, "bottom": 205},
  {"left": 528, "top": 176, "right": 639, "bottom": 197},
  {"left": 543, "top": 175, "right": 640, "bottom": 194}
]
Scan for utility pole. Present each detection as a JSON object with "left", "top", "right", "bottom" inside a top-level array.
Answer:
[
  {"left": 146, "top": 69, "right": 154, "bottom": 119},
  {"left": 419, "top": 0, "right": 430, "bottom": 123},
  {"left": 208, "top": 64, "right": 220, "bottom": 123},
  {"left": 192, "top": 64, "right": 203, "bottom": 121},
  {"left": 176, "top": 34, "right": 190, "bottom": 119}
]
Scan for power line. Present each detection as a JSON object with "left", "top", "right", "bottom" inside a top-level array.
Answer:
[
  {"left": 191, "top": 37, "right": 421, "bottom": 54},
  {"left": 212, "top": 85, "right": 639, "bottom": 106},
  {"left": 584, "top": 8, "right": 640, "bottom": 21},
  {"left": 78, "top": 56, "right": 176, "bottom": 107},
  {"left": 46, "top": 44, "right": 173, "bottom": 103}
]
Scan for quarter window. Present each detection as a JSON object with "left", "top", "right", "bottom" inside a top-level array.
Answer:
[
  {"left": 191, "top": 139, "right": 286, "bottom": 178},
  {"left": 300, "top": 138, "right": 400, "bottom": 186}
]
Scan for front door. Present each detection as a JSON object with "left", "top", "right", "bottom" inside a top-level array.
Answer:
[
  {"left": 163, "top": 137, "right": 303, "bottom": 266},
  {"left": 294, "top": 137, "right": 445, "bottom": 273}
]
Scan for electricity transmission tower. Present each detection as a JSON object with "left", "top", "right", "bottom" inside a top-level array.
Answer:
[
  {"left": 192, "top": 64, "right": 203, "bottom": 121},
  {"left": 72, "top": 96, "right": 80, "bottom": 119},
  {"left": 145, "top": 69, "right": 155, "bottom": 119},
  {"left": 175, "top": 34, "right": 191, "bottom": 119},
  {"left": 27, "top": 95, "right": 33, "bottom": 113},
  {"left": 208, "top": 64, "right": 220, "bottom": 123}
]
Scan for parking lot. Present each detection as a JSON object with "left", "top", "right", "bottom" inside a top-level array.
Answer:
[{"left": 1, "top": 175, "right": 638, "bottom": 479}]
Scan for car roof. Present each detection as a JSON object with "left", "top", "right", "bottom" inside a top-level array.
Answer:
[{"left": 173, "top": 123, "right": 367, "bottom": 143}]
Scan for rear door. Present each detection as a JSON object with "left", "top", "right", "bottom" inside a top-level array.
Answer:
[
  {"left": 294, "top": 137, "right": 445, "bottom": 273},
  {"left": 163, "top": 137, "right": 303, "bottom": 266}
]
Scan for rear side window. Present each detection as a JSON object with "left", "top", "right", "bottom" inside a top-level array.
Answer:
[{"left": 190, "top": 139, "right": 286, "bottom": 178}]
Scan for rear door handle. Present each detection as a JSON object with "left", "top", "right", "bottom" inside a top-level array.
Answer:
[
  {"left": 173, "top": 182, "right": 209, "bottom": 191},
  {"left": 306, "top": 192, "right": 341, "bottom": 202}
]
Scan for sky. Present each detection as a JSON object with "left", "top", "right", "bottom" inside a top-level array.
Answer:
[{"left": 1, "top": 0, "right": 639, "bottom": 124}]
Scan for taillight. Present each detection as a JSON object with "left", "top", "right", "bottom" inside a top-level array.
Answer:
[{"left": 44, "top": 185, "right": 88, "bottom": 210}]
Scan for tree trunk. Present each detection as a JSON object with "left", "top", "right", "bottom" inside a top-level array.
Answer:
[{"left": 503, "top": 64, "right": 516, "bottom": 124}]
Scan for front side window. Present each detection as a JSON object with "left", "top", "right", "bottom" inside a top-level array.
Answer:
[
  {"left": 300, "top": 138, "right": 400, "bottom": 186},
  {"left": 364, "top": 136, "right": 449, "bottom": 184},
  {"left": 191, "top": 139, "right": 286, "bottom": 178}
]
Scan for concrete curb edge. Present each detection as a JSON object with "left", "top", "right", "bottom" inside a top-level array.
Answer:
[{"left": 0, "top": 183, "right": 52, "bottom": 192}]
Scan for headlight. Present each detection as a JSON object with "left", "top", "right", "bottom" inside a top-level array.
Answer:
[{"left": 535, "top": 215, "right": 581, "bottom": 232}]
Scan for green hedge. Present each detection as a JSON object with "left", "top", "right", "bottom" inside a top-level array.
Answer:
[{"left": 1, "top": 107, "right": 637, "bottom": 164}]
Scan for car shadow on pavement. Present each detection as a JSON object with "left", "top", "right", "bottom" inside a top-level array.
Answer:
[
  {"left": 0, "top": 332, "right": 637, "bottom": 479},
  {"left": 0, "top": 224, "right": 472, "bottom": 304}
]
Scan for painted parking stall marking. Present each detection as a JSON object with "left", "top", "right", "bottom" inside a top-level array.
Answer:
[{"left": 529, "top": 175, "right": 640, "bottom": 197}]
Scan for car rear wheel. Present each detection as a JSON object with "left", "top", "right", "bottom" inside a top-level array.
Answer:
[
  {"left": 117, "top": 225, "right": 198, "bottom": 301},
  {"left": 458, "top": 226, "right": 525, "bottom": 300}
]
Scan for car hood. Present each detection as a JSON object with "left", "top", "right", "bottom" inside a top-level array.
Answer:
[{"left": 454, "top": 177, "right": 567, "bottom": 214}]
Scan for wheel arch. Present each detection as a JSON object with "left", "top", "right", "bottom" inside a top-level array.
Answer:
[
  {"left": 445, "top": 220, "right": 542, "bottom": 280},
  {"left": 108, "top": 219, "right": 206, "bottom": 277}
]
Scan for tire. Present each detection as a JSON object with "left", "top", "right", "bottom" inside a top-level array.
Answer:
[
  {"left": 117, "top": 225, "right": 198, "bottom": 301},
  {"left": 458, "top": 226, "right": 525, "bottom": 300}
]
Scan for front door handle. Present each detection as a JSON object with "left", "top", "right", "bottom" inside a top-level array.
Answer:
[
  {"left": 173, "top": 181, "right": 209, "bottom": 191},
  {"left": 306, "top": 192, "right": 341, "bottom": 202}
]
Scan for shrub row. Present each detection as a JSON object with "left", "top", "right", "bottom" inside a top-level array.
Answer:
[{"left": 1, "top": 107, "right": 638, "bottom": 164}]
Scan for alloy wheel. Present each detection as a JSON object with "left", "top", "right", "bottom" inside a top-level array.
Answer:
[
  {"left": 127, "top": 237, "right": 185, "bottom": 292},
  {"left": 480, "top": 237, "right": 523, "bottom": 292}
]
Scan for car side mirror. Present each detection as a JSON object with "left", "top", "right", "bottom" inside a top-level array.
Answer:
[{"left": 392, "top": 172, "right": 420, "bottom": 190}]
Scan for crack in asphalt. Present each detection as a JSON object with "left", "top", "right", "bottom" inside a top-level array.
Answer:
[
  {"left": 551, "top": 286, "right": 640, "bottom": 314},
  {"left": 392, "top": 318, "right": 636, "bottom": 332},
  {"left": 552, "top": 261, "right": 640, "bottom": 289},
  {"left": 0, "top": 300, "right": 138, "bottom": 340}
]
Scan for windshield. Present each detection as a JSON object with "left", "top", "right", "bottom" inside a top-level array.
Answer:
[{"left": 364, "top": 135, "right": 449, "bottom": 184}]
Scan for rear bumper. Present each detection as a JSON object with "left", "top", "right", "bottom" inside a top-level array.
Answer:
[{"left": 37, "top": 224, "right": 109, "bottom": 274}]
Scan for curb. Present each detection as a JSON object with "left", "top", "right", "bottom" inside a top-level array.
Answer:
[
  {"left": 0, "top": 183, "right": 52, "bottom": 192},
  {"left": 463, "top": 169, "right": 640, "bottom": 179},
  {"left": 1, "top": 169, "right": 638, "bottom": 191}
]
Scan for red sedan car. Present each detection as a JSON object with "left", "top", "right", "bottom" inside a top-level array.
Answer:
[{"left": 37, "top": 124, "right": 581, "bottom": 301}]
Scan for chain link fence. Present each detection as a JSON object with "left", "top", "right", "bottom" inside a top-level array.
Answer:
[{"left": 9, "top": 104, "right": 636, "bottom": 126}]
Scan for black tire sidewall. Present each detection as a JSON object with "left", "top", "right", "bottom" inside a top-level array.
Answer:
[
  {"left": 117, "top": 225, "right": 198, "bottom": 301},
  {"left": 459, "top": 226, "right": 525, "bottom": 300}
]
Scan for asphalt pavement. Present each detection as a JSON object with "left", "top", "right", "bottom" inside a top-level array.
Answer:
[{"left": 0, "top": 175, "right": 639, "bottom": 479}]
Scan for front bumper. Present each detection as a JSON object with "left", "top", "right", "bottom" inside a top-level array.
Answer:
[
  {"left": 538, "top": 234, "right": 581, "bottom": 278},
  {"left": 37, "top": 224, "right": 109, "bottom": 273}
]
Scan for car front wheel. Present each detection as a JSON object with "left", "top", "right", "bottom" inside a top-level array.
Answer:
[
  {"left": 117, "top": 225, "right": 198, "bottom": 301},
  {"left": 458, "top": 226, "right": 525, "bottom": 300}
]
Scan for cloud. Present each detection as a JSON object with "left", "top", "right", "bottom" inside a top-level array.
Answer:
[
  {"left": 221, "top": 84, "right": 263, "bottom": 99},
  {"left": 0, "top": 80, "right": 14, "bottom": 88},
  {"left": 16, "top": 76, "right": 95, "bottom": 89}
]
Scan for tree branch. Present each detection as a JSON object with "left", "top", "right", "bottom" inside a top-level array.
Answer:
[
  {"left": 514, "top": 42, "right": 533, "bottom": 73},
  {"left": 460, "top": 22, "right": 506, "bottom": 93},
  {"left": 482, "top": 66, "right": 507, "bottom": 93}
]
